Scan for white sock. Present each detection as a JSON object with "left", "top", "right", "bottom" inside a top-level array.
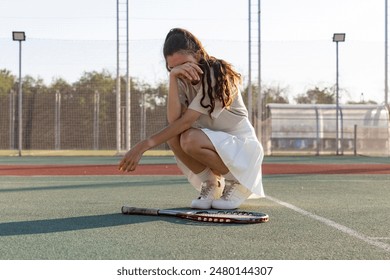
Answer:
[
  {"left": 196, "top": 167, "right": 217, "bottom": 183},
  {"left": 223, "top": 171, "right": 237, "bottom": 181}
]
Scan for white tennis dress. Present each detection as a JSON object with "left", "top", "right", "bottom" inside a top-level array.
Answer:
[{"left": 175, "top": 77, "right": 265, "bottom": 197}]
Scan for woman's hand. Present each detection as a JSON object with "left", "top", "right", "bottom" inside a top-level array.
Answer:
[
  {"left": 170, "top": 62, "right": 203, "bottom": 83},
  {"left": 118, "top": 141, "right": 149, "bottom": 172}
]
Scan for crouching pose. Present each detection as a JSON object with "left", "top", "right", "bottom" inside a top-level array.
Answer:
[{"left": 119, "top": 28, "right": 264, "bottom": 209}]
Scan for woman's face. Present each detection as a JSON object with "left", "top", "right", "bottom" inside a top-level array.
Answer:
[{"left": 166, "top": 52, "right": 198, "bottom": 71}]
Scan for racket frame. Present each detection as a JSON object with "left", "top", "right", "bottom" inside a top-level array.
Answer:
[{"left": 121, "top": 206, "right": 269, "bottom": 224}]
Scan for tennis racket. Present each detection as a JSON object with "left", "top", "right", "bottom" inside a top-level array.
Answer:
[{"left": 121, "top": 206, "right": 269, "bottom": 224}]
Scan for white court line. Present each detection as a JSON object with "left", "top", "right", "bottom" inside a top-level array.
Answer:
[
  {"left": 369, "top": 237, "right": 390, "bottom": 240},
  {"left": 266, "top": 195, "right": 390, "bottom": 254}
]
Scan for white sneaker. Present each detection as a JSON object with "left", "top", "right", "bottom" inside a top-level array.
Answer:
[
  {"left": 191, "top": 179, "right": 223, "bottom": 209},
  {"left": 211, "top": 180, "right": 251, "bottom": 209}
]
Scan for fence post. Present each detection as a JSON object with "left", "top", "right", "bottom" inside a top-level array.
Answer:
[
  {"left": 9, "top": 90, "right": 16, "bottom": 149},
  {"left": 354, "top": 124, "right": 357, "bottom": 156},
  {"left": 315, "top": 106, "right": 320, "bottom": 156},
  {"left": 93, "top": 90, "right": 100, "bottom": 150},
  {"left": 55, "top": 90, "right": 61, "bottom": 150}
]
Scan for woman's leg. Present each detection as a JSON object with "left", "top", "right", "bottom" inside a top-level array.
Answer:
[
  {"left": 167, "top": 134, "right": 206, "bottom": 174},
  {"left": 171, "top": 128, "right": 252, "bottom": 210},
  {"left": 179, "top": 128, "right": 229, "bottom": 176}
]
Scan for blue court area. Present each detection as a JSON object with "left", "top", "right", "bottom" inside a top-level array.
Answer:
[{"left": 0, "top": 155, "right": 389, "bottom": 259}]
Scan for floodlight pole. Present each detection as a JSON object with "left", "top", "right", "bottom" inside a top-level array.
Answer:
[
  {"left": 18, "top": 41, "right": 22, "bottom": 156},
  {"left": 385, "top": 0, "right": 389, "bottom": 106},
  {"left": 336, "top": 40, "right": 340, "bottom": 155},
  {"left": 333, "top": 33, "right": 345, "bottom": 156},
  {"left": 249, "top": 0, "right": 262, "bottom": 144},
  {"left": 13, "top": 31, "right": 26, "bottom": 157},
  {"left": 257, "top": 0, "right": 263, "bottom": 147},
  {"left": 248, "top": 0, "right": 253, "bottom": 123},
  {"left": 116, "top": 0, "right": 121, "bottom": 153},
  {"left": 125, "top": 0, "right": 131, "bottom": 151}
]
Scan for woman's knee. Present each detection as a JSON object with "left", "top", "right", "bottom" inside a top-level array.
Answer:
[{"left": 180, "top": 129, "right": 199, "bottom": 154}]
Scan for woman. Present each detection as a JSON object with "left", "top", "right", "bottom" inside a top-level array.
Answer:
[{"left": 119, "top": 28, "right": 264, "bottom": 210}]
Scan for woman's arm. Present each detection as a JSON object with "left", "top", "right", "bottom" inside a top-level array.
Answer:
[
  {"left": 119, "top": 61, "right": 203, "bottom": 172},
  {"left": 167, "top": 62, "right": 203, "bottom": 123},
  {"left": 166, "top": 74, "right": 183, "bottom": 123},
  {"left": 119, "top": 108, "right": 201, "bottom": 172}
]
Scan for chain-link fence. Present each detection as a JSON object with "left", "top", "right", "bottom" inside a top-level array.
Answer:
[{"left": 0, "top": 80, "right": 169, "bottom": 152}]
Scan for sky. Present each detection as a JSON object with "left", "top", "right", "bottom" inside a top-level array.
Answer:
[{"left": 0, "top": 0, "right": 388, "bottom": 104}]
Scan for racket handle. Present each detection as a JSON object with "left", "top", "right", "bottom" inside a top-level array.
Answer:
[{"left": 121, "top": 206, "right": 159, "bottom": 216}]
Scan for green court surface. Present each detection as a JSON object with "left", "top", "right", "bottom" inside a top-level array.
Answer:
[{"left": 0, "top": 156, "right": 389, "bottom": 259}]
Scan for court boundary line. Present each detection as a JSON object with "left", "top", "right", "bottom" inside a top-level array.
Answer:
[
  {"left": 266, "top": 195, "right": 390, "bottom": 254},
  {"left": 369, "top": 237, "right": 390, "bottom": 240}
]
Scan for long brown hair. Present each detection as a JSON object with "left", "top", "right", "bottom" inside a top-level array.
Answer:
[{"left": 163, "top": 28, "right": 241, "bottom": 116}]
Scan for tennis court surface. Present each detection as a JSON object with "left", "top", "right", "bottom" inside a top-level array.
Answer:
[{"left": 0, "top": 155, "right": 389, "bottom": 260}]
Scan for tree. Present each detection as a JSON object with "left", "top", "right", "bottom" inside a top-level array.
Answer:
[
  {"left": 262, "top": 84, "right": 289, "bottom": 104},
  {"left": 0, "top": 69, "right": 16, "bottom": 96},
  {"left": 294, "top": 86, "right": 335, "bottom": 104},
  {"left": 242, "top": 83, "right": 289, "bottom": 112},
  {"left": 73, "top": 70, "right": 115, "bottom": 95},
  {"left": 50, "top": 78, "right": 74, "bottom": 94},
  {"left": 22, "top": 76, "right": 48, "bottom": 94}
]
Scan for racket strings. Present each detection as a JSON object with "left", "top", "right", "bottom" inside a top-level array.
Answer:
[
  {"left": 192, "top": 211, "right": 266, "bottom": 223},
  {"left": 197, "top": 211, "right": 260, "bottom": 218}
]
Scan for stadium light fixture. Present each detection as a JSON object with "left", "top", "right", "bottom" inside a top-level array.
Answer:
[
  {"left": 333, "top": 33, "right": 346, "bottom": 42},
  {"left": 333, "top": 33, "right": 345, "bottom": 155},
  {"left": 12, "top": 31, "right": 26, "bottom": 156},
  {"left": 12, "top": 31, "right": 26, "bottom": 41}
]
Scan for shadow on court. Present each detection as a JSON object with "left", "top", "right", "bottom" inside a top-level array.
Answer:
[
  {"left": 0, "top": 207, "right": 246, "bottom": 237},
  {"left": 0, "top": 214, "right": 158, "bottom": 236},
  {"left": 0, "top": 178, "right": 186, "bottom": 193}
]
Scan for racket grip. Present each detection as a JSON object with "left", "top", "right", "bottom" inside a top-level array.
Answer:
[{"left": 121, "top": 206, "right": 159, "bottom": 216}]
